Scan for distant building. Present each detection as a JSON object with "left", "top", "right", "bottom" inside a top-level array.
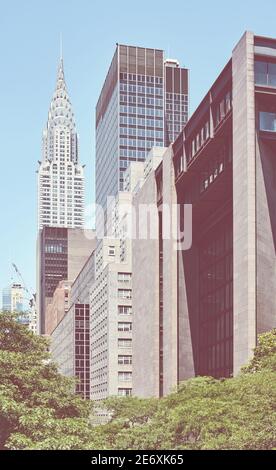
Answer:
[{"left": 2, "top": 283, "right": 24, "bottom": 313}]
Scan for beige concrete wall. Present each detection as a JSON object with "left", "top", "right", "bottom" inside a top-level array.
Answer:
[
  {"left": 132, "top": 171, "right": 160, "bottom": 397},
  {"left": 232, "top": 31, "right": 257, "bottom": 374},
  {"left": 67, "top": 229, "right": 96, "bottom": 281},
  {"left": 162, "top": 147, "right": 178, "bottom": 394}
]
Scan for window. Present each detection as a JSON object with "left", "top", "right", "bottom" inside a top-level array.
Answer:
[
  {"left": 118, "top": 355, "right": 132, "bottom": 365},
  {"left": 118, "top": 338, "right": 132, "bottom": 348},
  {"left": 268, "top": 63, "right": 276, "bottom": 87},
  {"left": 255, "top": 61, "right": 267, "bottom": 85},
  {"left": 118, "top": 305, "right": 132, "bottom": 315},
  {"left": 255, "top": 61, "right": 276, "bottom": 87},
  {"left": 260, "top": 112, "right": 276, "bottom": 132},
  {"left": 118, "top": 388, "right": 132, "bottom": 397},
  {"left": 118, "top": 272, "right": 132, "bottom": 283},
  {"left": 118, "top": 289, "right": 132, "bottom": 299},
  {"left": 118, "top": 322, "right": 132, "bottom": 332},
  {"left": 118, "top": 372, "right": 132, "bottom": 381},
  {"left": 108, "top": 246, "right": 115, "bottom": 256}
]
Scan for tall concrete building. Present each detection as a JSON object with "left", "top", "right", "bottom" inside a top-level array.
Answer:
[
  {"left": 132, "top": 32, "right": 276, "bottom": 397},
  {"left": 95, "top": 44, "right": 188, "bottom": 212},
  {"left": 37, "top": 57, "right": 84, "bottom": 229}
]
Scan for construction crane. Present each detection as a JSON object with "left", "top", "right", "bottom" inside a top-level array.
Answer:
[{"left": 11, "top": 263, "right": 36, "bottom": 309}]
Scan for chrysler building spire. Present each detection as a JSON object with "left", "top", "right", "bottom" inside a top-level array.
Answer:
[{"left": 37, "top": 55, "right": 84, "bottom": 229}]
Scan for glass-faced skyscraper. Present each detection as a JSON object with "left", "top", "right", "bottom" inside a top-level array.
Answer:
[
  {"left": 38, "top": 58, "right": 84, "bottom": 229},
  {"left": 96, "top": 44, "right": 188, "bottom": 210}
]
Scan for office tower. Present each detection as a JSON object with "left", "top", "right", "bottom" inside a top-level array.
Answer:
[
  {"left": 37, "top": 226, "right": 95, "bottom": 334},
  {"left": 95, "top": 44, "right": 188, "bottom": 212},
  {"left": 37, "top": 57, "right": 84, "bottom": 229},
  {"left": 132, "top": 32, "right": 276, "bottom": 398},
  {"left": 2, "top": 283, "right": 24, "bottom": 313}
]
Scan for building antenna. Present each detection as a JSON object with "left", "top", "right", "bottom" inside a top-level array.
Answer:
[{"left": 60, "top": 32, "right": 63, "bottom": 61}]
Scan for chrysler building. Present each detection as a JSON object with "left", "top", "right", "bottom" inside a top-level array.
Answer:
[{"left": 38, "top": 57, "right": 84, "bottom": 229}]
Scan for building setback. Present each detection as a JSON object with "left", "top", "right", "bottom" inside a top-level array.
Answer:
[
  {"left": 95, "top": 44, "right": 188, "bottom": 213},
  {"left": 132, "top": 31, "right": 276, "bottom": 398}
]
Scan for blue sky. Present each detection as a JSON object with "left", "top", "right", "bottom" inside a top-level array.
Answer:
[{"left": 0, "top": 0, "right": 275, "bottom": 302}]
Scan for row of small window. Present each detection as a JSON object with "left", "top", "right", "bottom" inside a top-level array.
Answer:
[
  {"left": 214, "top": 91, "right": 232, "bottom": 128},
  {"left": 166, "top": 113, "right": 187, "bottom": 123},
  {"left": 120, "top": 95, "right": 163, "bottom": 107},
  {"left": 120, "top": 138, "right": 163, "bottom": 148},
  {"left": 120, "top": 106, "right": 163, "bottom": 117},
  {"left": 200, "top": 161, "right": 224, "bottom": 193},
  {"left": 255, "top": 60, "right": 276, "bottom": 87},
  {"left": 120, "top": 127, "right": 164, "bottom": 139},
  {"left": 190, "top": 122, "right": 210, "bottom": 159},
  {"left": 45, "top": 244, "right": 66, "bottom": 254},
  {"left": 120, "top": 83, "right": 163, "bottom": 96},
  {"left": 167, "top": 124, "right": 183, "bottom": 133},
  {"left": 120, "top": 73, "right": 163, "bottom": 84},
  {"left": 120, "top": 115, "right": 163, "bottom": 128},
  {"left": 166, "top": 93, "right": 188, "bottom": 102},
  {"left": 166, "top": 103, "right": 188, "bottom": 112},
  {"left": 119, "top": 149, "right": 147, "bottom": 159}
]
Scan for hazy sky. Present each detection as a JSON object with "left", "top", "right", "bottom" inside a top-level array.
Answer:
[{"left": 0, "top": 0, "right": 275, "bottom": 302}]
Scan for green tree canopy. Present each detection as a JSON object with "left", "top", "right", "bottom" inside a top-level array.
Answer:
[
  {"left": 1, "top": 313, "right": 276, "bottom": 450},
  {"left": 0, "top": 312, "right": 94, "bottom": 449}
]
